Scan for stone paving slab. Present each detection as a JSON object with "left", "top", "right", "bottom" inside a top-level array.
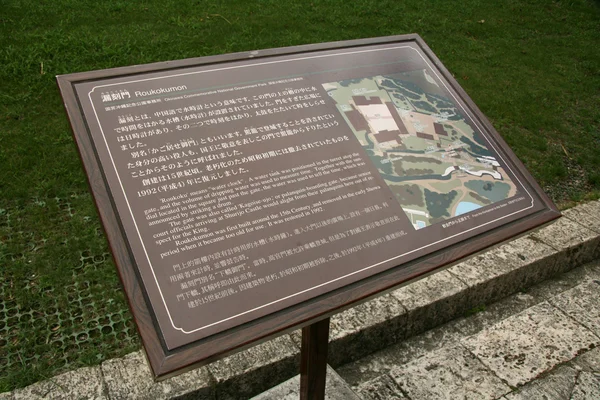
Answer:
[
  {"left": 531, "top": 215, "right": 600, "bottom": 271},
  {"left": 338, "top": 260, "right": 600, "bottom": 393},
  {"left": 451, "top": 292, "right": 539, "bottom": 338},
  {"left": 101, "top": 351, "right": 214, "bottom": 400},
  {"left": 563, "top": 200, "right": 600, "bottom": 260},
  {"left": 572, "top": 347, "right": 600, "bottom": 372},
  {"left": 337, "top": 318, "right": 464, "bottom": 388},
  {"left": 354, "top": 375, "right": 407, "bottom": 399},
  {"left": 388, "top": 344, "right": 511, "bottom": 400},
  {"left": 461, "top": 301, "right": 600, "bottom": 387},
  {"left": 250, "top": 365, "right": 360, "bottom": 400},
  {"left": 208, "top": 335, "right": 300, "bottom": 400},
  {"left": 563, "top": 204, "right": 600, "bottom": 234},
  {"left": 289, "top": 294, "right": 408, "bottom": 367},
  {"left": 327, "top": 294, "right": 407, "bottom": 367},
  {"left": 12, "top": 366, "right": 106, "bottom": 400},
  {"left": 550, "top": 280, "right": 600, "bottom": 337},
  {"left": 525, "top": 259, "right": 600, "bottom": 302},
  {"left": 452, "top": 260, "right": 600, "bottom": 338},
  {"left": 447, "top": 236, "right": 559, "bottom": 306},
  {"left": 391, "top": 270, "right": 468, "bottom": 337},
  {"left": 571, "top": 371, "right": 600, "bottom": 399},
  {"left": 503, "top": 365, "right": 578, "bottom": 400}
]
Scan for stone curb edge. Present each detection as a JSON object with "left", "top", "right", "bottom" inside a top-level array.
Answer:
[{"left": 4, "top": 200, "right": 600, "bottom": 399}]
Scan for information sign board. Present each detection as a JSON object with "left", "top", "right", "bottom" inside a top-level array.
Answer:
[{"left": 57, "top": 34, "right": 559, "bottom": 379}]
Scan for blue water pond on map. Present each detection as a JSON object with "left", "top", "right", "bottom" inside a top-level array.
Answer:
[{"left": 455, "top": 201, "right": 482, "bottom": 216}]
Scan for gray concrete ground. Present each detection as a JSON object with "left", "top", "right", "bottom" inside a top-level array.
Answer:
[
  {"left": 254, "top": 258, "right": 600, "bottom": 399},
  {"left": 337, "top": 259, "right": 600, "bottom": 399},
  {"left": 2, "top": 200, "right": 600, "bottom": 399}
]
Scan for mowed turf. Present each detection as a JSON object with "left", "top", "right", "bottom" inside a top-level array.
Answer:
[{"left": 0, "top": 0, "right": 599, "bottom": 391}]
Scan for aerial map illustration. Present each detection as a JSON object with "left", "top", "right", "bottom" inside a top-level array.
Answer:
[{"left": 324, "top": 70, "right": 518, "bottom": 229}]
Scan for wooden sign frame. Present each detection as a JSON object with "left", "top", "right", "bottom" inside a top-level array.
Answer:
[{"left": 57, "top": 34, "right": 560, "bottom": 380}]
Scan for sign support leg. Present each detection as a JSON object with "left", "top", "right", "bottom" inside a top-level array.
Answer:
[{"left": 300, "top": 317, "right": 330, "bottom": 400}]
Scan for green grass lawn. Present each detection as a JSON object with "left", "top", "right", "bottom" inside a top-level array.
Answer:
[{"left": 1, "top": 0, "right": 599, "bottom": 392}]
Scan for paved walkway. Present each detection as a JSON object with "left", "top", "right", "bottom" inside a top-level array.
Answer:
[
  {"left": 334, "top": 258, "right": 600, "bottom": 399},
  {"left": 254, "top": 258, "right": 600, "bottom": 399},
  {"left": 2, "top": 200, "right": 600, "bottom": 399}
]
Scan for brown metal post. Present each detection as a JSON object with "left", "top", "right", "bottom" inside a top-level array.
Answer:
[{"left": 300, "top": 317, "right": 330, "bottom": 400}]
